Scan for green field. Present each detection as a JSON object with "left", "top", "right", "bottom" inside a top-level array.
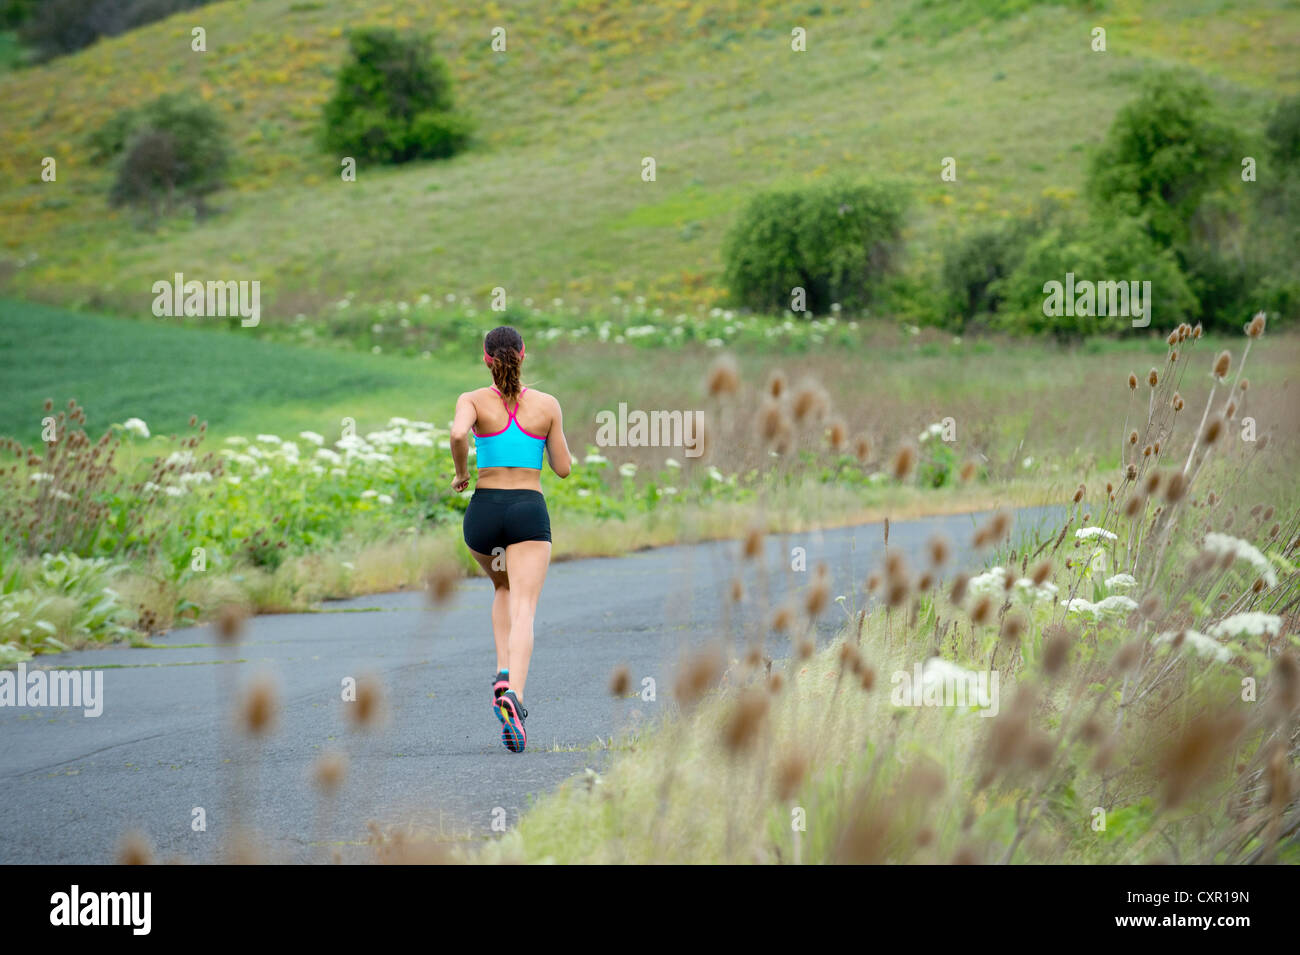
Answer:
[
  {"left": 0, "top": 0, "right": 1296, "bottom": 321},
  {"left": 0, "top": 298, "right": 481, "bottom": 442}
]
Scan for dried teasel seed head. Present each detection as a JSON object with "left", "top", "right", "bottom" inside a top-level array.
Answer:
[
  {"left": 775, "top": 751, "right": 808, "bottom": 801},
  {"left": 721, "top": 688, "right": 769, "bottom": 754},
  {"left": 1139, "top": 593, "right": 1162, "bottom": 618},
  {"left": 729, "top": 577, "right": 744, "bottom": 603},
  {"left": 1125, "top": 463, "right": 1137, "bottom": 481},
  {"left": 1203, "top": 417, "right": 1223, "bottom": 445},
  {"left": 1166, "top": 330, "right": 1178, "bottom": 347},
  {"left": 791, "top": 385, "right": 825, "bottom": 423},
  {"left": 425, "top": 564, "right": 460, "bottom": 605},
  {"left": 959, "top": 460, "right": 977, "bottom": 482},
  {"left": 1148, "top": 368, "right": 1159, "bottom": 387},
  {"left": 949, "top": 573, "right": 969, "bottom": 606},
  {"left": 767, "top": 370, "right": 787, "bottom": 398},
  {"left": 771, "top": 604, "right": 795, "bottom": 633},
  {"left": 1124, "top": 494, "right": 1145, "bottom": 518},
  {"left": 706, "top": 355, "right": 740, "bottom": 396},
  {"left": 926, "top": 535, "right": 951, "bottom": 567},
  {"left": 117, "top": 830, "right": 154, "bottom": 866},
  {"left": 1172, "top": 393, "right": 1183, "bottom": 411},
  {"left": 1072, "top": 484, "right": 1085, "bottom": 503},
  {"left": 891, "top": 444, "right": 917, "bottom": 480},
  {"left": 1127, "top": 373, "right": 1138, "bottom": 391},
  {"left": 674, "top": 647, "right": 724, "bottom": 707},
  {"left": 215, "top": 602, "right": 248, "bottom": 644},
  {"left": 853, "top": 434, "right": 871, "bottom": 464},
  {"left": 865, "top": 572, "right": 881, "bottom": 594},
  {"left": 758, "top": 400, "right": 788, "bottom": 444},
  {"left": 313, "top": 750, "right": 347, "bottom": 794},
  {"left": 768, "top": 671, "right": 785, "bottom": 694},
  {"left": 1042, "top": 626, "right": 1071, "bottom": 677},
  {"left": 1192, "top": 322, "right": 1202, "bottom": 338},
  {"left": 1144, "top": 472, "right": 1161, "bottom": 495},
  {"left": 349, "top": 674, "right": 384, "bottom": 728},
  {"left": 1129, "top": 430, "right": 1138, "bottom": 445},
  {"left": 609, "top": 665, "right": 631, "bottom": 696},
  {"left": 859, "top": 666, "right": 876, "bottom": 692},
  {"left": 1164, "top": 471, "right": 1186, "bottom": 503},
  {"left": 1246, "top": 311, "right": 1266, "bottom": 338},
  {"left": 743, "top": 526, "right": 763, "bottom": 559},
  {"left": 1213, "top": 350, "right": 1231, "bottom": 380},
  {"left": 804, "top": 564, "right": 830, "bottom": 617},
  {"left": 1030, "top": 560, "right": 1052, "bottom": 586},
  {"left": 970, "top": 594, "right": 993, "bottom": 626},
  {"left": 827, "top": 419, "right": 848, "bottom": 452},
  {"left": 240, "top": 673, "right": 279, "bottom": 735},
  {"left": 1239, "top": 378, "right": 1249, "bottom": 392},
  {"left": 797, "top": 638, "right": 815, "bottom": 660},
  {"left": 1112, "top": 641, "right": 1142, "bottom": 673},
  {"left": 1000, "top": 613, "right": 1026, "bottom": 643}
]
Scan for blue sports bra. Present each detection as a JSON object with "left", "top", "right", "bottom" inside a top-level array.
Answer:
[{"left": 474, "top": 387, "right": 546, "bottom": 469}]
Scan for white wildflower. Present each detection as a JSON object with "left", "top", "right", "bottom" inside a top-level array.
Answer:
[
  {"left": 1202, "top": 532, "right": 1278, "bottom": 587},
  {"left": 1208, "top": 613, "right": 1282, "bottom": 639},
  {"left": 122, "top": 418, "right": 150, "bottom": 438},
  {"left": 1155, "top": 629, "right": 1231, "bottom": 663}
]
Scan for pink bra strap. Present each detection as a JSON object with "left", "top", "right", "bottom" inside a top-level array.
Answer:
[{"left": 491, "top": 386, "right": 524, "bottom": 418}]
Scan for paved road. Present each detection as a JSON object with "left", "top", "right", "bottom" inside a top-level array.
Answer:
[{"left": 0, "top": 506, "right": 1060, "bottom": 863}]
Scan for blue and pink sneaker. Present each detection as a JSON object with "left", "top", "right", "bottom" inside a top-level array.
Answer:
[
  {"left": 493, "top": 670, "right": 510, "bottom": 705},
  {"left": 496, "top": 689, "right": 528, "bottom": 753}
]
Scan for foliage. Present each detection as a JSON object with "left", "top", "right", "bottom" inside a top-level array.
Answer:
[
  {"left": 723, "top": 180, "right": 907, "bottom": 315},
  {"left": 322, "top": 28, "right": 473, "bottom": 164}
]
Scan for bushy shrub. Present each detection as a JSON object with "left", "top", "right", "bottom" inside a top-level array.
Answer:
[
  {"left": 105, "top": 93, "right": 232, "bottom": 217},
  {"left": 991, "top": 214, "right": 1195, "bottom": 337},
  {"left": 323, "top": 28, "right": 472, "bottom": 164},
  {"left": 939, "top": 205, "right": 1059, "bottom": 330},
  {"left": 723, "top": 180, "right": 907, "bottom": 315},
  {"left": 18, "top": 0, "right": 212, "bottom": 61},
  {"left": 1265, "top": 94, "right": 1300, "bottom": 168},
  {"left": 1087, "top": 72, "right": 1240, "bottom": 247}
]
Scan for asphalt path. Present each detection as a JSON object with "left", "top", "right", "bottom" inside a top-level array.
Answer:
[{"left": 0, "top": 505, "right": 1061, "bottom": 863}]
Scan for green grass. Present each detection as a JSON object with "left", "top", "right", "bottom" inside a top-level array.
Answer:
[
  {"left": 0, "top": 0, "right": 1294, "bottom": 320},
  {"left": 0, "top": 298, "right": 481, "bottom": 443}
]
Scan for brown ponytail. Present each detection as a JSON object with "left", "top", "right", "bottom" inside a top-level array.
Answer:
[{"left": 484, "top": 325, "right": 524, "bottom": 401}]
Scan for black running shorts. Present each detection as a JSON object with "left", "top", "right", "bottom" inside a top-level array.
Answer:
[{"left": 462, "top": 488, "right": 552, "bottom": 555}]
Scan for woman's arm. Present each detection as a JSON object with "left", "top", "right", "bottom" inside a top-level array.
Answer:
[
  {"left": 449, "top": 392, "right": 477, "bottom": 491},
  {"left": 546, "top": 396, "right": 572, "bottom": 478}
]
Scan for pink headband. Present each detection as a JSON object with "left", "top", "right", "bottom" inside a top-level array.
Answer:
[{"left": 483, "top": 341, "right": 524, "bottom": 363}]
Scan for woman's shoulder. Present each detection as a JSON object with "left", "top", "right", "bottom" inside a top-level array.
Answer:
[{"left": 525, "top": 387, "right": 560, "bottom": 408}]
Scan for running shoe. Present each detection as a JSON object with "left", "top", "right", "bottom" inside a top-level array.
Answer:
[
  {"left": 492, "top": 670, "right": 510, "bottom": 704},
  {"left": 496, "top": 689, "right": 528, "bottom": 753}
]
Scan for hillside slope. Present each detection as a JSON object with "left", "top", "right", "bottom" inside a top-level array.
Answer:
[{"left": 0, "top": 0, "right": 1295, "bottom": 322}]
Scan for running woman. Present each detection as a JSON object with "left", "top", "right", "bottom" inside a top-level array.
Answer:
[{"left": 450, "top": 326, "right": 571, "bottom": 753}]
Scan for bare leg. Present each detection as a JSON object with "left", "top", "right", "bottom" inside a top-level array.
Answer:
[
  {"left": 469, "top": 549, "right": 511, "bottom": 672},
  {"left": 502, "top": 540, "right": 551, "bottom": 700}
]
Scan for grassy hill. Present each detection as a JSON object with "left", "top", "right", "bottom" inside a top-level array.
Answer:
[{"left": 0, "top": 0, "right": 1296, "bottom": 325}]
